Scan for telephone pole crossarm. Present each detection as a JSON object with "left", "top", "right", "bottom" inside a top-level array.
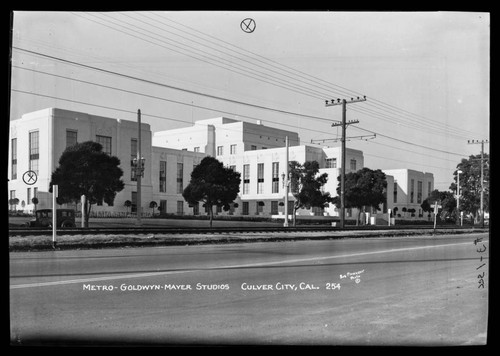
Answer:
[{"left": 325, "top": 96, "right": 367, "bottom": 107}]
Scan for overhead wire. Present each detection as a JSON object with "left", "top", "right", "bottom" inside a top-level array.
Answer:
[
  {"left": 74, "top": 12, "right": 480, "bottom": 142},
  {"left": 75, "top": 12, "right": 328, "bottom": 101},
  {"left": 12, "top": 47, "right": 470, "bottom": 159},
  {"left": 145, "top": 11, "right": 483, "bottom": 139}
]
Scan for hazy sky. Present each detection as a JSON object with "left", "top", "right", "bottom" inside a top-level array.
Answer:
[{"left": 9, "top": 11, "right": 490, "bottom": 190}]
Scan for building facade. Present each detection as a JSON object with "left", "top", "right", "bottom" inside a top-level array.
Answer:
[
  {"left": 8, "top": 108, "right": 433, "bottom": 222},
  {"left": 384, "top": 169, "right": 434, "bottom": 219}
]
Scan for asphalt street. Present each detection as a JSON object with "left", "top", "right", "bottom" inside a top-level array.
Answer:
[{"left": 9, "top": 233, "right": 489, "bottom": 346}]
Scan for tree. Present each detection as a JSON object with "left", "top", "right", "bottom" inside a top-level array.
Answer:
[
  {"left": 333, "top": 167, "right": 387, "bottom": 225},
  {"left": 9, "top": 198, "right": 19, "bottom": 211},
  {"left": 288, "top": 160, "right": 335, "bottom": 226},
  {"left": 50, "top": 141, "right": 124, "bottom": 227},
  {"left": 149, "top": 201, "right": 158, "bottom": 216},
  {"left": 449, "top": 154, "right": 490, "bottom": 223},
  {"left": 421, "top": 189, "right": 456, "bottom": 222},
  {"left": 124, "top": 200, "right": 132, "bottom": 215},
  {"left": 182, "top": 156, "right": 241, "bottom": 228},
  {"left": 31, "top": 197, "right": 39, "bottom": 212}
]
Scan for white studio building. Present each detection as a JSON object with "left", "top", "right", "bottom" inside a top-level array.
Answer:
[{"left": 8, "top": 107, "right": 434, "bottom": 223}]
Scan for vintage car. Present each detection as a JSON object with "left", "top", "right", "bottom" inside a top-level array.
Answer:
[{"left": 26, "top": 209, "right": 76, "bottom": 228}]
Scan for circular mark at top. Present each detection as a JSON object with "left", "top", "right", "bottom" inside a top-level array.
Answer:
[
  {"left": 240, "top": 18, "right": 256, "bottom": 33},
  {"left": 22, "top": 170, "right": 37, "bottom": 185}
]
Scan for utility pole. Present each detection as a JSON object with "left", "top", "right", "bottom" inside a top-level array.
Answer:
[
  {"left": 136, "top": 109, "right": 143, "bottom": 226},
  {"left": 283, "top": 136, "right": 289, "bottom": 227},
  {"left": 325, "top": 96, "right": 366, "bottom": 228},
  {"left": 467, "top": 139, "right": 489, "bottom": 227}
]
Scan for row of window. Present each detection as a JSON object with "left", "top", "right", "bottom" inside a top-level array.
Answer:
[
  {"left": 9, "top": 188, "right": 38, "bottom": 210},
  {"left": 393, "top": 180, "right": 432, "bottom": 204},
  {"left": 216, "top": 144, "right": 238, "bottom": 156},
  {"left": 10, "top": 130, "right": 113, "bottom": 180},
  {"left": 325, "top": 158, "right": 357, "bottom": 170},
  {"left": 157, "top": 161, "right": 184, "bottom": 194},
  {"left": 241, "top": 162, "right": 281, "bottom": 195}
]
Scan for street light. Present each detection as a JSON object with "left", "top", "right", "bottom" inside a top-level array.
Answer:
[
  {"left": 282, "top": 172, "right": 290, "bottom": 227},
  {"left": 132, "top": 157, "right": 146, "bottom": 177},
  {"left": 132, "top": 156, "right": 146, "bottom": 225},
  {"left": 457, "top": 170, "right": 463, "bottom": 226}
]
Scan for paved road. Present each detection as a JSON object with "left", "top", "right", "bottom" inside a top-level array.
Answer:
[{"left": 10, "top": 233, "right": 489, "bottom": 346}]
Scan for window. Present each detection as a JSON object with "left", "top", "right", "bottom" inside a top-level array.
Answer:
[
  {"left": 160, "top": 199, "right": 167, "bottom": 214},
  {"left": 417, "top": 181, "right": 423, "bottom": 204},
  {"left": 272, "top": 162, "right": 279, "bottom": 193},
  {"left": 194, "top": 147, "right": 200, "bottom": 153},
  {"left": 34, "top": 187, "right": 38, "bottom": 198},
  {"left": 216, "top": 205, "right": 222, "bottom": 214},
  {"left": 10, "top": 190, "right": 16, "bottom": 211},
  {"left": 96, "top": 135, "right": 112, "bottom": 155},
  {"left": 262, "top": 147, "right": 267, "bottom": 150},
  {"left": 288, "top": 201, "right": 294, "bottom": 215},
  {"left": 29, "top": 131, "right": 39, "bottom": 175},
  {"left": 271, "top": 201, "right": 279, "bottom": 215},
  {"left": 177, "top": 201, "right": 184, "bottom": 215},
  {"left": 256, "top": 201, "right": 264, "bottom": 214},
  {"left": 346, "top": 208, "right": 352, "bottom": 218},
  {"left": 131, "top": 138, "right": 138, "bottom": 181},
  {"left": 243, "top": 164, "right": 250, "bottom": 195},
  {"left": 11, "top": 138, "right": 17, "bottom": 180},
  {"left": 410, "top": 179, "right": 415, "bottom": 203},
  {"left": 159, "top": 160, "right": 167, "bottom": 193},
  {"left": 217, "top": 146, "right": 224, "bottom": 156},
  {"left": 229, "top": 165, "right": 236, "bottom": 172},
  {"left": 428, "top": 181, "right": 432, "bottom": 197},
  {"left": 251, "top": 145, "right": 257, "bottom": 150},
  {"left": 230, "top": 144, "right": 237, "bottom": 155},
  {"left": 257, "top": 163, "right": 264, "bottom": 194},
  {"left": 27, "top": 188, "right": 31, "bottom": 204},
  {"left": 176, "top": 163, "right": 183, "bottom": 194},
  {"left": 350, "top": 159, "right": 356, "bottom": 171},
  {"left": 393, "top": 182, "right": 398, "bottom": 203},
  {"left": 242, "top": 201, "right": 249, "bottom": 215},
  {"left": 66, "top": 129, "right": 78, "bottom": 148},
  {"left": 326, "top": 158, "right": 337, "bottom": 168}
]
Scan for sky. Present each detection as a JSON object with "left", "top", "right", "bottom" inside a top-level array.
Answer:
[{"left": 9, "top": 11, "right": 490, "bottom": 191}]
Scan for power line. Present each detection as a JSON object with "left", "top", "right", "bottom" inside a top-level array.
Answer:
[
  {"left": 11, "top": 88, "right": 311, "bottom": 146},
  {"left": 14, "top": 63, "right": 471, "bottom": 162},
  {"left": 12, "top": 64, "right": 333, "bottom": 138},
  {"left": 148, "top": 12, "right": 484, "bottom": 139},
  {"left": 13, "top": 46, "right": 331, "bottom": 122},
  {"left": 82, "top": 12, "right": 481, "bottom": 139},
  {"left": 74, "top": 12, "right": 328, "bottom": 101},
  {"left": 12, "top": 47, "right": 470, "bottom": 158}
]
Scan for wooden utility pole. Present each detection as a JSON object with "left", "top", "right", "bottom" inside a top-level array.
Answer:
[
  {"left": 283, "top": 136, "right": 289, "bottom": 227},
  {"left": 325, "top": 96, "right": 366, "bottom": 228},
  {"left": 136, "top": 109, "right": 143, "bottom": 226},
  {"left": 467, "top": 139, "right": 489, "bottom": 227}
]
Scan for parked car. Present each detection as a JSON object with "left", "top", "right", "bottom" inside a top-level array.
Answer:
[{"left": 26, "top": 209, "right": 76, "bottom": 228}]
